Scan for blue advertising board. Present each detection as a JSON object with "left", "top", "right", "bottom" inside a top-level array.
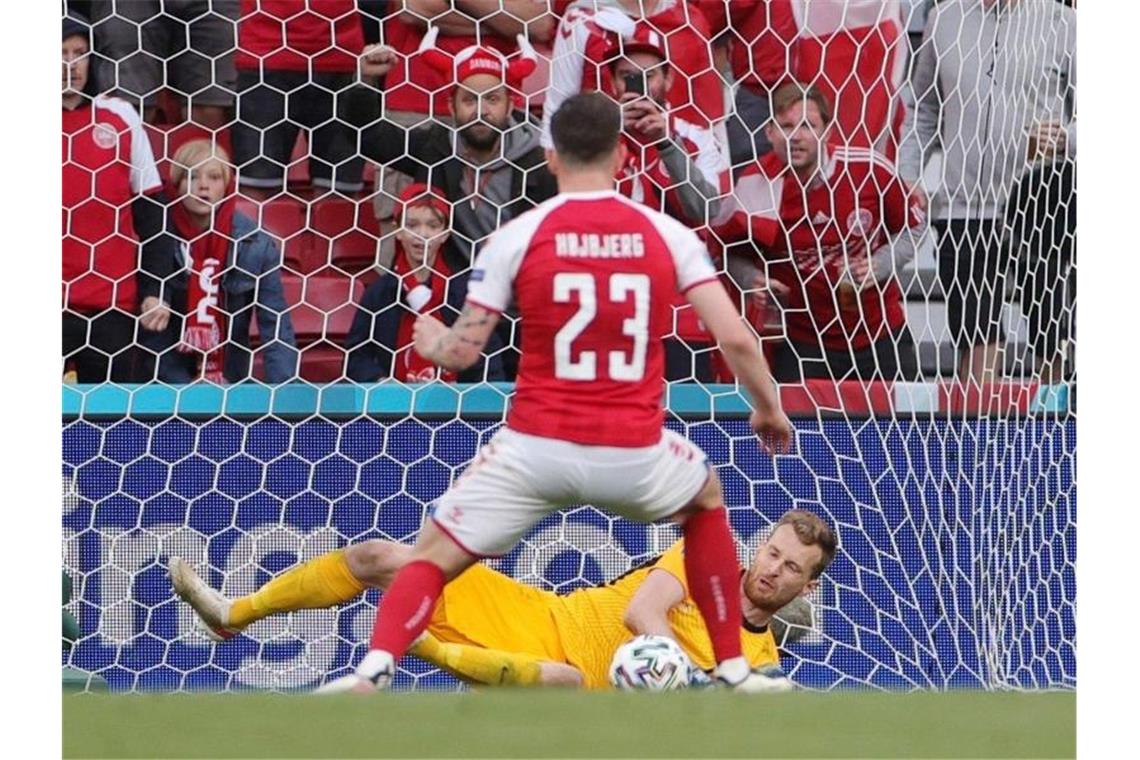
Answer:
[{"left": 62, "top": 389, "right": 1075, "bottom": 692}]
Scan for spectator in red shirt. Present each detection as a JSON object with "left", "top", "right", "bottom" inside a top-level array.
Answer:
[
  {"left": 62, "top": 13, "right": 169, "bottom": 383},
  {"left": 605, "top": 23, "right": 729, "bottom": 381},
  {"left": 230, "top": 0, "right": 379, "bottom": 196},
  {"left": 717, "top": 84, "right": 925, "bottom": 383},
  {"left": 540, "top": 0, "right": 725, "bottom": 149},
  {"left": 345, "top": 184, "right": 504, "bottom": 383}
]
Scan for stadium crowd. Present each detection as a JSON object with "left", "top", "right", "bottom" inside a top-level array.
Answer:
[{"left": 61, "top": 0, "right": 1076, "bottom": 387}]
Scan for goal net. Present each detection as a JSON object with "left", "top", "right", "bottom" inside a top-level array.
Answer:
[{"left": 61, "top": 0, "right": 1075, "bottom": 692}]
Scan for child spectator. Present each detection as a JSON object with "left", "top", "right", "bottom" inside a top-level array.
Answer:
[
  {"left": 62, "top": 13, "right": 168, "bottom": 383},
  {"left": 138, "top": 140, "right": 298, "bottom": 383},
  {"left": 345, "top": 184, "right": 504, "bottom": 383}
]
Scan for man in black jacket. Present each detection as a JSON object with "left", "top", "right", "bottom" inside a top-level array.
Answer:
[
  {"left": 366, "top": 44, "right": 558, "bottom": 263},
  {"left": 364, "top": 43, "right": 557, "bottom": 379}
]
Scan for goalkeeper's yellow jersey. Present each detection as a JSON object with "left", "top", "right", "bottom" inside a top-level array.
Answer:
[
  {"left": 429, "top": 539, "right": 780, "bottom": 689},
  {"left": 548, "top": 540, "right": 779, "bottom": 689}
]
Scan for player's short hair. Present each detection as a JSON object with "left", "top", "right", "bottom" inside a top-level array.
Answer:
[
  {"left": 775, "top": 509, "right": 837, "bottom": 579},
  {"left": 170, "top": 139, "right": 233, "bottom": 188},
  {"left": 770, "top": 82, "right": 833, "bottom": 125},
  {"left": 550, "top": 92, "right": 622, "bottom": 167}
]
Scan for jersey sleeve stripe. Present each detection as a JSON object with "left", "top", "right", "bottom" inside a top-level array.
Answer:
[
  {"left": 680, "top": 275, "right": 721, "bottom": 295},
  {"left": 463, "top": 297, "right": 505, "bottom": 315}
]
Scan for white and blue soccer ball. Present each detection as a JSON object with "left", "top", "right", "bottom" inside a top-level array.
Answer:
[{"left": 608, "top": 635, "right": 695, "bottom": 691}]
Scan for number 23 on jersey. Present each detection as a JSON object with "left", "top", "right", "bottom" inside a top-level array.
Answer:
[{"left": 553, "top": 272, "right": 650, "bottom": 382}]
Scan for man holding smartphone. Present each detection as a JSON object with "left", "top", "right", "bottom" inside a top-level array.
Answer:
[
  {"left": 606, "top": 24, "right": 731, "bottom": 383},
  {"left": 607, "top": 24, "right": 728, "bottom": 230}
]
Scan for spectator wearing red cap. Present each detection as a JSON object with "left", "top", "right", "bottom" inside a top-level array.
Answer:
[
  {"left": 367, "top": 31, "right": 557, "bottom": 262},
  {"left": 62, "top": 12, "right": 171, "bottom": 383},
  {"left": 230, "top": 0, "right": 380, "bottom": 196},
  {"left": 373, "top": 0, "right": 555, "bottom": 220},
  {"left": 540, "top": 0, "right": 725, "bottom": 150},
  {"left": 345, "top": 184, "right": 504, "bottom": 383},
  {"left": 608, "top": 23, "right": 727, "bottom": 227},
  {"left": 605, "top": 22, "right": 729, "bottom": 382}
]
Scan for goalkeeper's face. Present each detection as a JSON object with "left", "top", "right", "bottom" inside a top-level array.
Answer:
[{"left": 743, "top": 524, "right": 822, "bottom": 612}]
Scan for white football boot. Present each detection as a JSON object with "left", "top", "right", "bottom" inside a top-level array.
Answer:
[
  {"left": 726, "top": 666, "right": 795, "bottom": 694},
  {"left": 167, "top": 556, "right": 243, "bottom": 641},
  {"left": 314, "top": 650, "right": 395, "bottom": 695}
]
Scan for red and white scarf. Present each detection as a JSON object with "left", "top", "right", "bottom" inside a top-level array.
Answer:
[
  {"left": 171, "top": 191, "right": 236, "bottom": 384},
  {"left": 393, "top": 245, "right": 455, "bottom": 383}
]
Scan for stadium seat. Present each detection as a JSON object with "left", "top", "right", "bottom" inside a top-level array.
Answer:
[
  {"left": 278, "top": 271, "right": 363, "bottom": 345},
  {"left": 310, "top": 196, "right": 383, "bottom": 273}
]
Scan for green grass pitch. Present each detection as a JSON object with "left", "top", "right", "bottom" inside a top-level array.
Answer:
[{"left": 63, "top": 689, "right": 1074, "bottom": 758}]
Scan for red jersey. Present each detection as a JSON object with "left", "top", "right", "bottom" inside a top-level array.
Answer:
[
  {"left": 465, "top": 190, "right": 717, "bottom": 447},
  {"left": 540, "top": 0, "right": 724, "bottom": 147},
  {"left": 235, "top": 0, "right": 364, "bottom": 73},
  {"left": 616, "top": 116, "right": 728, "bottom": 344},
  {"left": 720, "top": 147, "right": 922, "bottom": 351},
  {"left": 62, "top": 96, "right": 162, "bottom": 314}
]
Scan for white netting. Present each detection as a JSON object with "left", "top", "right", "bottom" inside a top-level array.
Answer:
[{"left": 62, "top": 0, "right": 1075, "bottom": 692}]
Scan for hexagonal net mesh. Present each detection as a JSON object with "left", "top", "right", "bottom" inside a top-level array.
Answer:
[{"left": 62, "top": 0, "right": 1075, "bottom": 692}]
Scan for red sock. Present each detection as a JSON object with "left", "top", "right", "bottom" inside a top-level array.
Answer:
[
  {"left": 368, "top": 560, "right": 446, "bottom": 657},
  {"left": 682, "top": 507, "right": 743, "bottom": 662}
]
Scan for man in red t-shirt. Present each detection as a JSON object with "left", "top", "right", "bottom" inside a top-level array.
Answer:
[
  {"left": 62, "top": 14, "right": 168, "bottom": 383},
  {"left": 319, "top": 93, "right": 792, "bottom": 696},
  {"left": 716, "top": 83, "right": 925, "bottom": 383}
]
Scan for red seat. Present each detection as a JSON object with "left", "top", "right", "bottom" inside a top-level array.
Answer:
[
  {"left": 310, "top": 197, "right": 382, "bottom": 273},
  {"left": 298, "top": 343, "right": 349, "bottom": 382},
  {"left": 278, "top": 271, "right": 363, "bottom": 345},
  {"left": 287, "top": 132, "right": 311, "bottom": 189}
]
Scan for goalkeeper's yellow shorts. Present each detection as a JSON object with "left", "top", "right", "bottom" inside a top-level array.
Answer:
[{"left": 426, "top": 563, "right": 570, "bottom": 665}]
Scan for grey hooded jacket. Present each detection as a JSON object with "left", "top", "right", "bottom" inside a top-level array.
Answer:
[{"left": 898, "top": 0, "right": 1076, "bottom": 221}]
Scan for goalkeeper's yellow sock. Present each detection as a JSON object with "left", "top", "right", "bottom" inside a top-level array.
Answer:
[
  {"left": 410, "top": 633, "right": 545, "bottom": 687},
  {"left": 228, "top": 549, "right": 367, "bottom": 628}
]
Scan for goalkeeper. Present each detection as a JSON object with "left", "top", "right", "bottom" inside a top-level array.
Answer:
[{"left": 170, "top": 509, "right": 835, "bottom": 689}]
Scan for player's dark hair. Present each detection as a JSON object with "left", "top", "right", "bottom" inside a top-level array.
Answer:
[
  {"left": 775, "top": 509, "right": 837, "bottom": 579},
  {"left": 550, "top": 92, "right": 622, "bottom": 167}
]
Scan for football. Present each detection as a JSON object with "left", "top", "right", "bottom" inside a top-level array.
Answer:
[{"left": 609, "top": 635, "right": 695, "bottom": 691}]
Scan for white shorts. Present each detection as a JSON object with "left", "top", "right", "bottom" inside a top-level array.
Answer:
[{"left": 430, "top": 428, "right": 711, "bottom": 557}]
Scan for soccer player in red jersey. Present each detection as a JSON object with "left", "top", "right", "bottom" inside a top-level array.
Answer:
[{"left": 319, "top": 92, "right": 792, "bottom": 694}]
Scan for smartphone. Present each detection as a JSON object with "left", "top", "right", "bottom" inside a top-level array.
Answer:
[{"left": 622, "top": 72, "right": 645, "bottom": 96}]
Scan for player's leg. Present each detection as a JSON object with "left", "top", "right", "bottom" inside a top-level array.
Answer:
[
  {"left": 169, "top": 540, "right": 410, "bottom": 639},
  {"left": 319, "top": 521, "right": 479, "bottom": 693},
  {"left": 324, "top": 429, "right": 555, "bottom": 692},
  {"left": 669, "top": 467, "right": 752, "bottom": 686},
  {"left": 410, "top": 633, "right": 583, "bottom": 687},
  {"left": 603, "top": 430, "right": 751, "bottom": 687}
]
